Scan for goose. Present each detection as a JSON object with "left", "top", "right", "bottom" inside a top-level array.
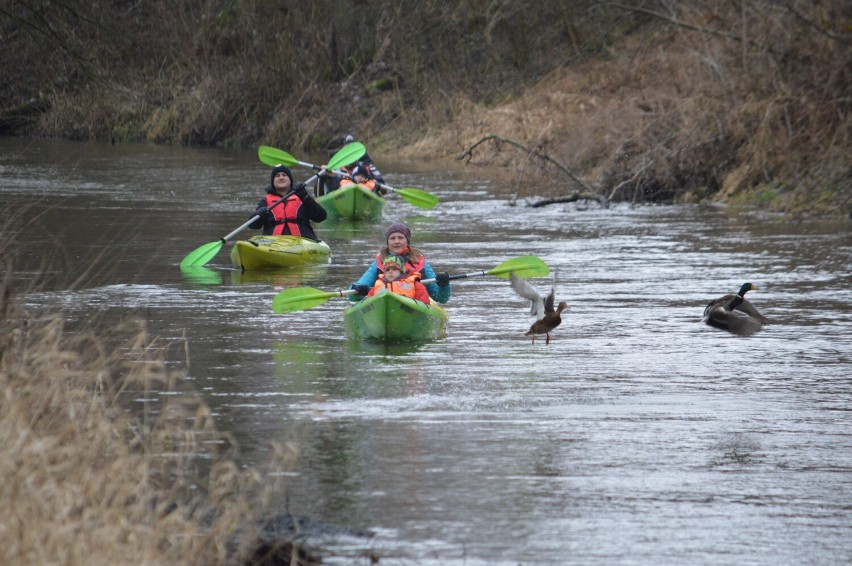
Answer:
[
  {"left": 510, "top": 271, "right": 568, "bottom": 345},
  {"left": 703, "top": 282, "right": 770, "bottom": 336}
]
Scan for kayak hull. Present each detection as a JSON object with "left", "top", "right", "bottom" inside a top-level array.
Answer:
[
  {"left": 230, "top": 235, "right": 331, "bottom": 270},
  {"left": 344, "top": 291, "right": 448, "bottom": 342},
  {"left": 316, "top": 184, "right": 385, "bottom": 221}
]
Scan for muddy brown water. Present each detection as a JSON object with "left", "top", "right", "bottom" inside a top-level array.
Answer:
[{"left": 3, "top": 138, "right": 851, "bottom": 564}]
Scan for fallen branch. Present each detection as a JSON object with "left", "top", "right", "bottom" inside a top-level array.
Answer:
[
  {"left": 608, "top": 159, "right": 655, "bottom": 201},
  {"left": 527, "top": 192, "right": 609, "bottom": 208},
  {"left": 458, "top": 134, "right": 606, "bottom": 204}
]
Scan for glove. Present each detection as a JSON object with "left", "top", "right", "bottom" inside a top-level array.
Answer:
[
  {"left": 255, "top": 206, "right": 273, "bottom": 220},
  {"left": 292, "top": 182, "right": 308, "bottom": 199},
  {"left": 351, "top": 284, "right": 371, "bottom": 296},
  {"left": 435, "top": 272, "right": 450, "bottom": 287}
]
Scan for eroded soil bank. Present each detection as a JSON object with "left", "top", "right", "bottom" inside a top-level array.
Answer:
[{"left": 1, "top": 2, "right": 849, "bottom": 216}]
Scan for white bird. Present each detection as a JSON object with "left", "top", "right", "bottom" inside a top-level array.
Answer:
[{"left": 510, "top": 271, "right": 568, "bottom": 345}]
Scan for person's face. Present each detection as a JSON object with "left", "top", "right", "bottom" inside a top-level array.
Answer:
[
  {"left": 273, "top": 171, "right": 291, "bottom": 192},
  {"left": 384, "top": 266, "right": 402, "bottom": 282},
  {"left": 387, "top": 233, "right": 408, "bottom": 254}
]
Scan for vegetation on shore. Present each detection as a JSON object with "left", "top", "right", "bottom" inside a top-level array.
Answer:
[
  {"left": 1, "top": 1, "right": 849, "bottom": 215},
  {"left": 0, "top": 212, "right": 332, "bottom": 564}
]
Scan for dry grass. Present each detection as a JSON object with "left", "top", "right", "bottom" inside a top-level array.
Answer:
[
  {"left": 1, "top": 1, "right": 848, "bottom": 215},
  {"left": 0, "top": 269, "right": 310, "bottom": 564},
  {"left": 379, "top": 2, "right": 851, "bottom": 215}
]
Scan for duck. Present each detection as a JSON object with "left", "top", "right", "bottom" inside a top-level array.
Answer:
[
  {"left": 510, "top": 271, "right": 568, "bottom": 345},
  {"left": 703, "top": 282, "right": 770, "bottom": 336}
]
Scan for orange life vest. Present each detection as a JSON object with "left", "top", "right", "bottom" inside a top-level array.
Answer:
[
  {"left": 265, "top": 193, "right": 304, "bottom": 236},
  {"left": 340, "top": 178, "right": 378, "bottom": 192},
  {"left": 368, "top": 272, "right": 426, "bottom": 301},
  {"left": 376, "top": 252, "right": 425, "bottom": 275}
]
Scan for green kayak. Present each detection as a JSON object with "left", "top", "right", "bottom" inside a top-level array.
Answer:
[
  {"left": 343, "top": 291, "right": 448, "bottom": 342},
  {"left": 316, "top": 183, "right": 385, "bottom": 221}
]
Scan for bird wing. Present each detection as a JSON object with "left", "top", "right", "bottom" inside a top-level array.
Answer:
[
  {"left": 704, "top": 304, "right": 763, "bottom": 336},
  {"left": 543, "top": 273, "right": 557, "bottom": 313},
  {"left": 736, "top": 298, "right": 770, "bottom": 324},
  {"left": 510, "top": 272, "right": 545, "bottom": 320},
  {"left": 703, "top": 293, "right": 736, "bottom": 319}
]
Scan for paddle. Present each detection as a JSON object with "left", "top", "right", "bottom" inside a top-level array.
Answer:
[
  {"left": 257, "top": 145, "right": 317, "bottom": 170},
  {"left": 271, "top": 255, "right": 550, "bottom": 314},
  {"left": 258, "top": 145, "right": 439, "bottom": 210},
  {"left": 179, "top": 142, "right": 366, "bottom": 268}
]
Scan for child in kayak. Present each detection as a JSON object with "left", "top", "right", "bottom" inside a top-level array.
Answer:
[
  {"left": 366, "top": 255, "right": 432, "bottom": 303},
  {"left": 338, "top": 163, "right": 381, "bottom": 193},
  {"left": 350, "top": 223, "right": 451, "bottom": 304}
]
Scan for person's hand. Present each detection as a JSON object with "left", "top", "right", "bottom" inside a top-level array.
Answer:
[
  {"left": 351, "top": 284, "right": 371, "bottom": 296},
  {"left": 292, "top": 182, "right": 308, "bottom": 199},
  {"left": 255, "top": 206, "right": 273, "bottom": 220},
  {"left": 435, "top": 272, "right": 450, "bottom": 287}
]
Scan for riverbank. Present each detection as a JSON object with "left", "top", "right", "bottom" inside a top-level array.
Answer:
[{"left": 1, "top": 2, "right": 848, "bottom": 217}]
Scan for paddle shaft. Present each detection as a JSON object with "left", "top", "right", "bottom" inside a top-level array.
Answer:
[
  {"left": 287, "top": 157, "right": 391, "bottom": 194},
  {"left": 260, "top": 147, "right": 436, "bottom": 208},
  {"left": 421, "top": 269, "right": 495, "bottom": 285},
  {"left": 271, "top": 255, "right": 548, "bottom": 313},
  {"left": 220, "top": 170, "right": 324, "bottom": 242}
]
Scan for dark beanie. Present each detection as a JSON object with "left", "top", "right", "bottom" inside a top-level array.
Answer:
[
  {"left": 384, "top": 223, "right": 411, "bottom": 244},
  {"left": 270, "top": 164, "right": 293, "bottom": 185}
]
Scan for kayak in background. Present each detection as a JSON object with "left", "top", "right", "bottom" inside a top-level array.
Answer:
[{"left": 316, "top": 184, "right": 385, "bottom": 221}]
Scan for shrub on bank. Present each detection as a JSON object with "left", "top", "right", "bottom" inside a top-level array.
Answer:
[{"left": 0, "top": 278, "right": 313, "bottom": 564}]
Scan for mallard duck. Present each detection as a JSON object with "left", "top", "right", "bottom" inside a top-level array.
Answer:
[
  {"left": 703, "top": 282, "right": 770, "bottom": 336},
  {"left": 510, "top": 272, "right": 568, "bottom": 345}
]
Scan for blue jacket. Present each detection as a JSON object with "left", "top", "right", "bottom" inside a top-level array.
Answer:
[{"left": 351, "top": 260, "right": 451, "bottom": 304}]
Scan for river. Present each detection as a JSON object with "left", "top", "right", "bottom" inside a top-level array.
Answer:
[{"left": 2, "top": 138, "right": 851, "bottom": 565}]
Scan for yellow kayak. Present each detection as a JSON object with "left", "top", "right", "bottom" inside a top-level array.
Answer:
[{"left": 230, "top": 235, "right": 331, "bottom": 270}]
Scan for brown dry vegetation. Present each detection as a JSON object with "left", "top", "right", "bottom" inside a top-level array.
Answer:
[
  {"left": 0, "top": 0, "right": 850, "bottom": 216},
  {"left": 0, "top": 215, "right": 324, "bottom": 563}
]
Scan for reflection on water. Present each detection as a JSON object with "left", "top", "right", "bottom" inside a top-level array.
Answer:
[
  {"left": 3, "top": 138, "right": 851, "bottom": 565},
  {"left": 229, "top": 264, "right": 331, "bottom": 287},
  {"left": 180, "top": 265, "right": 224, "bottom": 286}
]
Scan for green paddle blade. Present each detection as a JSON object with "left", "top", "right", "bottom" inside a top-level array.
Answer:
[
  {"left": 257, "top": 142, "right": 365, "bottom": 171},
  {"left": 180, "top": 240, "right": 224, "bottom": 269},
  {"left": 393, "top": 187, "right": 439, "bottom": 209},
  {"left": 328, "top": 142, "right": 366, "bottom": 170},
  {"left": 487, "top": 256, "right": 550, "bottom": 279},
  {"left": 272, "top": 287, "right": 342, "bottom": 314},
  {"left": 258, "top": 146, "right": 298, "bottom": 167}
]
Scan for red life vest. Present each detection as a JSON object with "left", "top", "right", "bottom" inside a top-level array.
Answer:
[{"left": 265, "top": 193, "right": 303, "bottom": 236}]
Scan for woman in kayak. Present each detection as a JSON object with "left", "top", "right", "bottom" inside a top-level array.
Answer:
[
  {"left": 350, "top": 223, "right": 451, "bottom": 303},
  {"left": 366, "top": 255, "right": 432, "bottom": 303},
  {"left": 249, "top": 164, "right": 327, "bottom": 241}
]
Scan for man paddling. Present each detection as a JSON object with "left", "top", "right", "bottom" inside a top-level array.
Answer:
[{"left": 249, "top": 164, "right": 327, "bottom": 241}]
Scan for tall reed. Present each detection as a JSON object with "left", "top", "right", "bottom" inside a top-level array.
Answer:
[{"left": 0, "top": 251, "right": 309, "bottom": 564}]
